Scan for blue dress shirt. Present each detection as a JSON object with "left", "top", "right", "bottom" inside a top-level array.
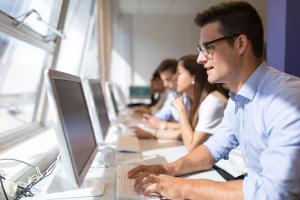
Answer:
[
  {"left": 154, "top": 91, "right": 189, "bottom": 122},
  {"left": 204, "top": 63, "right": 300, "bottom": 200}
]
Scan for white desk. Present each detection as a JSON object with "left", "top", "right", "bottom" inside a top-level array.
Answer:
[{"left": 23, "top": 129, "right": 225, "bottom": 199}]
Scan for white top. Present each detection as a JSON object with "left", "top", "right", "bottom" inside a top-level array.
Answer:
[{"left": 195, "top": 92, "right": 227, "bottom": 134}]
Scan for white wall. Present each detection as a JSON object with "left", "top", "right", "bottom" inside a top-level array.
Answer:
[
  {"left": 110, "top": 13, "right": 133, "bottom": 101},
  {"left": 110, "top": 0, "right": 267, "bottom": 101},
  {"left": 132, "top": 15, "right": 199, "bottom": 84},
  {"left": 111, "top": 14, "right": 199, "bottom": 100}
]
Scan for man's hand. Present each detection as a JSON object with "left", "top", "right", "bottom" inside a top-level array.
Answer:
[
  {"left": 142, "top": 114, "right": 161, "bottom": 129},
  {"left": 133, "top": 106, "right": 151, "bottom": 115},
  {"left": 128, "top": 164, "right": 169, "bottom": 179},
  {"left": 130, "top": 127, "right": 156, "bottom": 139},
  {"left": 138, "top": 174, "right": 186, "bottom": 200}
]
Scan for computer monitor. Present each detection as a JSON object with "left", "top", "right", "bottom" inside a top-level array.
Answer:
[
  {"left": 129, "top": 85, "right": 151, "bottom": 105},
  {"left": 108, "top": 83, "right": 128, "bottom": 115},
  {"left": 129, "top": 86, "right": 151, "bottom": 100},
  {"left": 45, "top": 69, "right": 104, "bottom": 198},
  {"left": 108, "top": 83, "right": 119, "bottom": 116},
  {"left": 89, "top": 79, "right": 110, "bottom": 141}
]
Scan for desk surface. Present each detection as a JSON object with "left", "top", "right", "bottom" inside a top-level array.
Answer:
[{"left": 23, "top": 123, "right": 225, "bottom": 199}]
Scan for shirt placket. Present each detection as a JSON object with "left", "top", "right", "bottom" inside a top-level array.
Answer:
[{"left": 236, "top": 96, "right": 247, "bottom": 159}]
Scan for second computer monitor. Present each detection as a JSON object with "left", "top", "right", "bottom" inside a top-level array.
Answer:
[{"left": 89, "top": 80, "right": 110, "bottom": 140}]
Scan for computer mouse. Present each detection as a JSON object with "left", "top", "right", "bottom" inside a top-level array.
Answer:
[{"left": 98, "top": 146, "right": 116, "bottom": 167}]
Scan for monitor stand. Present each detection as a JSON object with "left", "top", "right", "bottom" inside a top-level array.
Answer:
[{"left": 46, "top": 163, "right": 105, "bottom": 199}]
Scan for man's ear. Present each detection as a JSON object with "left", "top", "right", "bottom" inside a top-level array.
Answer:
[{"left": 236, "top": 34, "right": 248, "bottom": 55}]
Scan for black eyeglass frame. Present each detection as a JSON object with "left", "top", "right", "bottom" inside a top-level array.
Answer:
[{"left": 197, "top": 33, "right": 242, "bottom": 56}]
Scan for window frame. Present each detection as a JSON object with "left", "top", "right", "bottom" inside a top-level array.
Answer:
[
  {"left": 0, "top": 0, "right": 69, "bottom": 147},
  {"left": 0, "top": 0, "right": 101, "bottom": 185}
]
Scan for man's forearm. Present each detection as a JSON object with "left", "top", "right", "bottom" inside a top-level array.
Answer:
[
  {"left": 182, "top": 179, "right": 243, "bottom": 200},
  {"left": 156, "top": 129, "right": 181, "bottom": 140},
  {"left": 166, "top": 121, "right": 181, "bottom": 129},
  {"left": 165, "top": 145, "right": 215, "bottom": 176}
]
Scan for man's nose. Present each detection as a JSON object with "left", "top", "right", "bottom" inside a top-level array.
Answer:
[{"left": 197, "top": 52, "right": 208, "bottom": 65}]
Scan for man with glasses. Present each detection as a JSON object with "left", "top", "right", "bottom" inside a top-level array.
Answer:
[{"left": 128, "top": 1, "right": 300, "bottom": 200}]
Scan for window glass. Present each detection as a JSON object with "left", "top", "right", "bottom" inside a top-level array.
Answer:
[
  {"left": 56, "top": 0, "right": 94, "bottom": 75},
  {"left": 0, "top": 0, "right": 62, "bottom": 35},
  {"left": 0, "top": 32, "right": 48, "bottom": 134},
  {"left": 81, "top": 21, "right": 99, "bottom": 79},
  {"left": 43, "top": 0, "right": 97, "bottom": 126}
]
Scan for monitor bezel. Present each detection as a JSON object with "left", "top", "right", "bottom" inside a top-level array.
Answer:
[
  {"left": 103, "top": 81, "right": 118, "bottom": 121},
  {"left": 45, "top": 69, "right": 98, "bottom": 186},
  {"left": 89, "top": 79, "right": 111, "bottom": 141},
  {"left": 108, "top": 83, "right": 119, "bottom": 115},
  {"left": 111, "top": 84, "right": 127, "bottom": 112}
]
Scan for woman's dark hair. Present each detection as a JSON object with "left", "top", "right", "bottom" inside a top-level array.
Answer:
[
  {"left": 179, "top": 55, "right": 228, "bottom": 129},
  {"left": 195, "top": 1, "right": 264, "bottom": 58}
]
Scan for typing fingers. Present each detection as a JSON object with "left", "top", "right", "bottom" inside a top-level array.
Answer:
[
  {"left": 133, "top": 173, "right": 150, "bottom": 192},
  {"left": 142, "top": 113, "right": 151, "bottom": 120},
  {"left": 130, "top": 126, "right": 140, "bottom": 133},
  {"left": 127, "top": 165, "right": 146, "bottom": 178},
  {"left": 142, "top": 175, "right": 161, "bottom": 195}
]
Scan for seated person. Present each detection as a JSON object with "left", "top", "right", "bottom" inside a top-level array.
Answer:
[
  {"left": 134, "top": 70, "right": 167, "bottom": 115},
  {"left": 142, "top": 58, "right": 188, "bottom": 130},
  {"left": 132, "top": 55, "right": 228, "bottom": 152},
  {"left": 128, "top": 2, "right": 300, "bottom": 199}
]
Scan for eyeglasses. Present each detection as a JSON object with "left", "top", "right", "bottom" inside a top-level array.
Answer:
[{"left": 197, "top": 33, "right": 241, "bottom": 59}]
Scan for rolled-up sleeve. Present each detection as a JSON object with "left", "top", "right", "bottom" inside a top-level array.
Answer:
[{"left": 204, "top": 101, "right": 239, "bottom": 161}]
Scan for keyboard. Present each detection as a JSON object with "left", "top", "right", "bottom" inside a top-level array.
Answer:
[
  {"left": 116, "top": 135, "right": 140, "bottom": 152},
  {"left": 116, "top": 165, "right": 160, "bottom": 200},
  {"left": 116, "top": 165, "right": 140, "bottom": 199}
]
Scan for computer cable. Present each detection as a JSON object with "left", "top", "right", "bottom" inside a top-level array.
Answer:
[
  {"left": 0, "top": 158, "right": 40, "bottom": 199},
  {"left": 14, "top": 156, "right": 59, "bottom": 199},
  {"left": 0, "top": 157, "right": 59, "bottom": 199},
  {"left": 0, "top": 175, "right": 8, "bottom": 200}
]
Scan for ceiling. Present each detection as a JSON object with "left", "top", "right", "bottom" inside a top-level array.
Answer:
[{"left": 115, "top": 0, "right": 267, "bottom": 16}]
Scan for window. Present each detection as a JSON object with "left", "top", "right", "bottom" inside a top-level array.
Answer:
[
  {"left": 0, "top": 0, "right": 60, "bottom": 35},
  {"left": 0, "top": 32, "right": 47, "bottom": 133},
  {"left": 0, "top": 0, "right": 99, "bottom": 183},
  {"left": 81, "top": 18, "right": 99, "bottom": 79},
  {"left": 44, "top": 0, "right": 99, "bottom": 125},
  {"left": 0, "top": 0, "right": 62, "bottom": 138},
  {"left": 56, "top": 0, "right": 96, "bottom": 76}
]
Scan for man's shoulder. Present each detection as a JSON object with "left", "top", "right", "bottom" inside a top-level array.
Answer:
[
  {"left": 260, "top": 66, "right": 300, "bottom": 94},
  {"left": 258, "top": 66, "right": 300, "bottom": 109}
]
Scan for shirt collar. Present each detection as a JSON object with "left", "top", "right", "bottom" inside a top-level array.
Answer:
[{"left": 230, "top": 62, "right": 267, "bottom": 105}]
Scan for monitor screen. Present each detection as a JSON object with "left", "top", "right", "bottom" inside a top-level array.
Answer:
[
  {"left": 89, "top": 80, "right": 110, "bottom": 140},
  {"left": 130, "top": 86, "right": 151, "bottom": 99},
  {"left": 47, "top": 69, "right": 97, "bottom": 186}
]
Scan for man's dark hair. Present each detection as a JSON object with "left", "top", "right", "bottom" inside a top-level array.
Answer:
[
  {"left": 151, "top": 70, "right": 161, "bottom": 82},
  {"left": 157, "top": 59, "right": 178, "bottom": 74},
  {"left": 195, "top": 1, "right": 264, "bottom": 58}
]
